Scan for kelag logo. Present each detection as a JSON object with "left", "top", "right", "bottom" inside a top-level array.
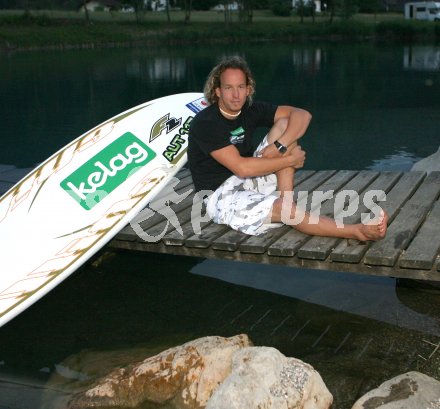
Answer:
[{"left": 61, "top": 132, "right": 156, "bottom": 210}]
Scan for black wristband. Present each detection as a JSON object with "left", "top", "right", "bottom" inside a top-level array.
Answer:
[{"left": 274, "top": 140, "right": 287, "bottom": 154}]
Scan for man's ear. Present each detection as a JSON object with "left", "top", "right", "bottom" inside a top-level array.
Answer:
[{"left": 215, "top": 87, "right": 221, "bottom": 98}]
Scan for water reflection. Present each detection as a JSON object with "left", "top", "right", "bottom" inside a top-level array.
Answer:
[
  {"left": 191, "top": 259, "right": 440, "bottom": 336},
  {"left": 367, "top": 149, "right": 421, "bottom": 171},
  {"left": 292, "top": 47, "right": 322, "bottom": 75},
  {"left": 404, "top": 45, "right": 440, "bottom": 71},
  {"left": 1, "top": 43, "right": 440, "bottom": 170}
]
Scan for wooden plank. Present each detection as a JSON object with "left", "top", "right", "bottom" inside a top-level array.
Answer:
[
  {"left": 210, "top": 171, "right": 316, "bottom": 252},
  {"left": 330, "top": 171, "right": 425, "bottom": 263},
  {"left": 309, "top": 170, "right": 358, "bottom": 197},
  {"left": 162, "top": 172, "right": 313, "bottom": 249},
  {"left": 292, "top": 170, "right": 337, "bottom": 202},
  {"left": 291, "top": 170, "right": 317, "bottom": 187},
  {"left": 266, "top": 170, "right": 354, "bottom": 257},
  {"left": 399, "top": 200, "right": 440, "bottom": 270},
  {"left": 380, "top": 171, "right": 426, "bottom": 222},
  {"left": 298, "top": 171, "right": 379, "bottom": 260},
  {"left": 162, "top": 213, "right": 212, "bottom": 246},
  {"left": 147, "top": 171, "right": 192, "bottom": 209},
  {"left": 133, "top": 183, "right": 195, "bottom": 232},
  {"left": 122, "top": 189, "right": 194, "bottom": 242},
  {"left": 115, "top": 224, "right": 139, "bottom": 242},
  {"left": 211, "top": 229, "right": 250, "bottom": 251},
  {"left": 185, "top": 222, "right": 230, "bottom": 248},
  {"left": 364, "top": 172, "right": 440, "bottom": 267},
  {"left": 267, "top": 228, "right": 309, "bottom": 257},
  {"left": 234, "top": 170, "right": 337, "bottom": 254},
  {"left": 151, "top": 168, "right": 192, "bottom": 203},
  {"left": 239, "top": 226, "right": 289, "bottom": 254},
  {"left": 109, "top": 235, "right": 440, "bottom": 282},
  {"left": 115, "top": 174, "right": 195, "bottom": 242},
  {"left": 141, "top": 198, "right": 202, "bottom": 244}
]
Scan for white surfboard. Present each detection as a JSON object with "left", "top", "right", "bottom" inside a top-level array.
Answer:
[{"left": 0, "top": 92, "right": 206, "bottom": 328}]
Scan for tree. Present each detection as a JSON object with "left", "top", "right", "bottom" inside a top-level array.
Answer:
[
  {"left": 297, "top": 0, "right": 305, "bottom": 22},
  {"left": 183, "top": 0, "right": 192, "bottom": 23},
  {"left": 359, "top": 0, "right": 383, "bottom": 19},
  {"left": 223, "top": 1, "right": 233, "bottom": 25},
  {"left": 165, "top": 0, "right": 171, "bottom": 22},
  {"left": 339, "top": 0, "right": 359, "bottom": 19},
  {"left": 81, "top": 0, "right": 91, "bottom": 24},
  {"left": 190, "top": 0, "right": 217, "bottom": 10},
  {"left": 125, "top": 0, "right": 147, "bottom": 23},
  {"left": 270, "top": 0, "right": 291, "bottom": 17},
  {"left": 239, "top": 0, "right": 255, "bottom": 23},
  {"left": 323, "top": 0, "right": 336, "bottom": 22}
]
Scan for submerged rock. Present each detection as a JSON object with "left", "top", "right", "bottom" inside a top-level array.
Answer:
[
  {"left": 411, "top": 146, "right": 440, "bottom": 174},
  {"left": 67, "top": 334, "right": 251, "bottom": 409},
  {"left": 206, "top": 346, "right": 333, "bottom": 409},
  {"left": 351, "top": 371, "right": 440, "bottom": 409}
]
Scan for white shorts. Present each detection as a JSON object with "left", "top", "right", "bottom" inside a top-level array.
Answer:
[{"left": 205, "top": 136, "right": 283, "bottom": 236}]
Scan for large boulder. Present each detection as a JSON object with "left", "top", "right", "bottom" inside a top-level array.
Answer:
[
  {"left": 206, "top": 346, "right": 333, "bottom": 409},
  {"left": 351, "top": 371, "right": 440, "bottom": 409},
  {"left": 67, "top": 334, "right": 251, "bottom": 409}
]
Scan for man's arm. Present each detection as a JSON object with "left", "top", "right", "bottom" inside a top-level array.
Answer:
[
  {"left": 210, "top": 144, "right": 305, "bottom": 179},
  {"left": 261, "top": 106, "right": 312, "bottom": 159},
  {"left": 276, "top": 105, "right": 312, "bottom": 145}
]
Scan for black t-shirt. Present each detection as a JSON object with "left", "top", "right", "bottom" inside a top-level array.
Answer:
[{"left": 188, "top": 100, "right": 277, "bottom": 192}]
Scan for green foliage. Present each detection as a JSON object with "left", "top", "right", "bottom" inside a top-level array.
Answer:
[
  {"left": 295, "top": 0, "right": 315, "bottom": 17},
  {"left": 270, "top": 0, "right": 291, "bottom": 16},
  {"left": 338, "top": 0, "right": 359, "bottom": 19},
  {"left": 358, "top": 0, "right": 386, "bottom": 14},
  {"left": 191, "top": 0, "right": 217, "bottom": 10},
  {"left": 375, "top": 19, "right": 435, "bottom": 41},
  {"left": 0, "top": 0, "right": 71, "bottom": 9},
  {"left": 1, "top": 10, "right": 440, "bottom": 50},
  {"left": 0, "top": 11, "right": 53, "bottom": 26},
  {"left": 244, "top": 0, "right": 270, "bottom": 9}
]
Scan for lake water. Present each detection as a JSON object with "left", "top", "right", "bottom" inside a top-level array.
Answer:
[{"left": 0, "top": 42, "right": 440, "bottom": 409}]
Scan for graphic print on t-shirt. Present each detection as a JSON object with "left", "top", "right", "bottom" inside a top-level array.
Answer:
[{"left": 229, "top": 127, "right": 245, "bottom": 144}]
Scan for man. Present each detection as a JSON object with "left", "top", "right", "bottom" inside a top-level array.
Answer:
[{"left": 188, "top": 56, "right": 387, "bottom": 240}]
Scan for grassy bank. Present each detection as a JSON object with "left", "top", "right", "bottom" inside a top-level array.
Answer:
[{"left": 1, "top": 9, "right": 439, "bottom": 50}]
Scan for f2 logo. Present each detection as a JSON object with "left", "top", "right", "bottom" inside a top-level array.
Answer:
[{"left": 150, "top": 114, "right": 182, "bottom": 142}]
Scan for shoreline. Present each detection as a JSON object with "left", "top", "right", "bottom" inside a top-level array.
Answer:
[{"left": 1, "top": 12, "right": 440, "bottom": 52}]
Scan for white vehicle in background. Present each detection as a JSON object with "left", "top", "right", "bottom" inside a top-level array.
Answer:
[{"left": 404, "top": 2, "right": 440, "bottom": 21}]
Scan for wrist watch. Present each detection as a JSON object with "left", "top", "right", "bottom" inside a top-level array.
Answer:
[{"left": 274, "top": 140, "right": 287, "bottom": 154}]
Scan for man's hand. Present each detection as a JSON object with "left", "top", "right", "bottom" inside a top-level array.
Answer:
[
  {"left": 259, "top": 142, "right": 282, "bottom": 159},
  {"left": 259, "top": 141, "right": 305, "bottom": 168},
  {"left": 288, "top": 144, "right": 306, "bottom": 169}
]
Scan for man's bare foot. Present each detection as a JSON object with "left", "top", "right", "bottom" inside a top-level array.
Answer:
[{"left": 356, "top": 209, "right": 388, "bottom": 241}]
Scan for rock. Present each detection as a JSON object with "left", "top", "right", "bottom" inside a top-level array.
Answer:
[
  {"left": 206, "top": 346, "right": 333, "bottom": 409},
  {"left": 411, "top": 146, "right": 440, "bottom": 174},
  {"left": 351, "top": 371, "right": 440, "bottom": 409},
  {"left": 67, "top": 334, "right": 251, "bottom": 409}
]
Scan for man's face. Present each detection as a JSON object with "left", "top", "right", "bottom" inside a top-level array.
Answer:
[{"left": 215, "top": 68, "right": 250, "bottom": 114}]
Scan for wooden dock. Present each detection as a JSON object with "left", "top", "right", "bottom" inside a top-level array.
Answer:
[
  {"left": 1, "top": 165, "right": 439, "bottom": 282},
  {"left": 109, "top": 168, "right": 440, "bottom": 282}
]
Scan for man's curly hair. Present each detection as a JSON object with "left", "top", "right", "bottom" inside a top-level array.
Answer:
[{"left": 203, "top": 55, "right": 256, "bottom": 105}]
